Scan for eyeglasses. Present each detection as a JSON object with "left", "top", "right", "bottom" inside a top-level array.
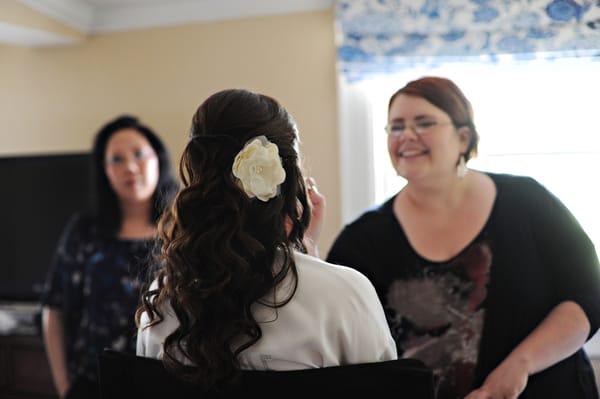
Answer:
[
  {"left": 105, "top": 149, "right": 156, "bottom": 167},
  {"left": 384, "top": 120, "right": 454, "bottom": 137}
]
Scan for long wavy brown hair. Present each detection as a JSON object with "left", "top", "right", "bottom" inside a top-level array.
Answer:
[{"left": 136, "top": 89, "right": 311, "bottom": 389}]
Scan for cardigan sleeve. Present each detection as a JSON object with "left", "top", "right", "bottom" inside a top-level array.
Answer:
[{"left": 525, "top": 177, "right": 600, "bottom": 339}]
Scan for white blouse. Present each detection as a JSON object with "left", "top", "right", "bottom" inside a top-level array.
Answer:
[{"left": 137, "top": 251, "right": 397, "bottom": 370}]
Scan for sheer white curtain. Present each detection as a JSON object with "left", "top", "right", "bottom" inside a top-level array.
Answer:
[{"left": 337, "top": 77, "right": 376, "bottom": 224}]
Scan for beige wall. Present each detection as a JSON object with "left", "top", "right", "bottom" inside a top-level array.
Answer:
[{"left": 0, "top": 10, "right": 341, "bottom": 253}]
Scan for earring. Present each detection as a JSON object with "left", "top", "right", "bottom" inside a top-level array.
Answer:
[{"left": 457, "top": 155, "right": 467, "bottom": 179}]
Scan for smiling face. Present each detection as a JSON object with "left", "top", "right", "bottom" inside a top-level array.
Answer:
[
  {"left": 387, "top": 94, "right": 470, "bottom": 183},
  {"left": 104, "top": 128, "right": 159, "bottom": 205}
]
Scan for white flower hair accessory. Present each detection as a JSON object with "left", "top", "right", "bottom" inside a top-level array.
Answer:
[{"left": 232, "top": 135, "right": 286, "bottom": 202}]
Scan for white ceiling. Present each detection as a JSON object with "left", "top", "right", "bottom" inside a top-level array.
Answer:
[
  {"left": 84, "top": 0, "right": 178, "bottom": 5},
  {"left": 1, "top": 0, "right": 332, "bottom": 47},
  {"left": 19, "top": 0, "right": 333, "bottom": 34}
]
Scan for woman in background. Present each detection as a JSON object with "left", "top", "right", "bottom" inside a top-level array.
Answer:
[
  {"left": 42, "top": 115, "right": 178, "bottom": 398},
  {"left": 136, "top": 89, "right": 396, "bottom": 390},
  {"left": 327, "top": 77, "right": 600, "bottom": 398}
]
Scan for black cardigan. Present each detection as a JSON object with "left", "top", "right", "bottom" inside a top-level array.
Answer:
[{"left": 327, "top": 173, "right": 600, "bottom": 398}]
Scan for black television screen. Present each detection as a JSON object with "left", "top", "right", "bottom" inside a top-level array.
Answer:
[{"left": 0, "top": 153, "right": 92, "bottom": 302}]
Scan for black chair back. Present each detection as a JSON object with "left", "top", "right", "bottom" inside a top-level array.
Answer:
[{"left": 99, "top": 349, "right": 435, "bottom": 398}]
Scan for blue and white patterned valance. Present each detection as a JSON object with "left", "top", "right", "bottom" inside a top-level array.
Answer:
[{"left": 337, "top": 0, "right": 600, "bottom": 80}]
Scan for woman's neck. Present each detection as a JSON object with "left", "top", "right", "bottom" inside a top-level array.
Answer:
[
  {"left": 118, "top": 199, "right": 156, "bottom": 240},
  {"left": 401, "top": 172, "right": 471, "bottom": 213}
]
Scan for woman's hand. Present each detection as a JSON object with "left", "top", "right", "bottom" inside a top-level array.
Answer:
[
  {"left": 42, "top": 308, "right": 70, "bottom": 398},
  {"left": 466, "top": 301, "right": 590, "bottom": 399},
  {"left": 464, "top": 356, "right": 529, "bottom": 399},
  {"left": 304, "top": 177, "right": 326, "bottom": 257}
]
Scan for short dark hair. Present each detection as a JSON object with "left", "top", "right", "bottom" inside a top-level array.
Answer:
[
  {"left": 91, "top": 115, "right": 178, "bottom": 235},
  {"left": 389, "top": 76, "right": 479, "bottom": 161}
]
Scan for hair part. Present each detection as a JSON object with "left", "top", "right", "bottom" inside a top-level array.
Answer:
[
  {"left": 137, "top": 89, "right": 310, "bottom": 389},
  {"left": 91, "top": 115, "right": 178, "bottom": 235},
  {"left": 388, "top": 76, "right": 479, "bottom": 161}
]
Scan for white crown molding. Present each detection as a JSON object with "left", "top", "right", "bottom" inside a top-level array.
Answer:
[
  {"left": 91, "top": 0, "right": 333, "bottom": 33},
  {"left": 10, "top": 0, "right": 333, "bottom": 40},
  {"left": 18, "top": 0, "right": 94, "bottom": 33},
  {"left": 0, "top": 21, "right": 80, "bottom": 46}
]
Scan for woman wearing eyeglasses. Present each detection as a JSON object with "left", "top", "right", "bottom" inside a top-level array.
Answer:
[
  {"left": 327, "top": 76, "right": 600, "bottom": 398},
  {"left": 41, "top": 116, "right": 178, "bottom": 399}
]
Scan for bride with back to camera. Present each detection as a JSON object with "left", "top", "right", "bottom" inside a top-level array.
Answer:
[{"left": 136, "top": 89, "right": 397, "bottom": 390}]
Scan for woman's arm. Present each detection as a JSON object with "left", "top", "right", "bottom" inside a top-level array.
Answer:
[
  {"left": 466, "top": 300, "right": 590, "bottom": 399},
  {"left": 42, "top": 307, "right": 70, "bottom": 398}
]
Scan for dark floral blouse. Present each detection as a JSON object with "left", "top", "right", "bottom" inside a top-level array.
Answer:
[{"left": 41, "top": 214, "right": 154, "bottom": 382}]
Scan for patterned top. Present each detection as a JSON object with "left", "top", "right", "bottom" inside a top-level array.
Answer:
[
  {"left": 388, "top": 238, "right": 491, "bottom": 398},
  {"left": 328, "top": 195, "right": 494, "bottom": 399},
  {"left": 42, "top": 214, "right": 153, "bottom": 382}
]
